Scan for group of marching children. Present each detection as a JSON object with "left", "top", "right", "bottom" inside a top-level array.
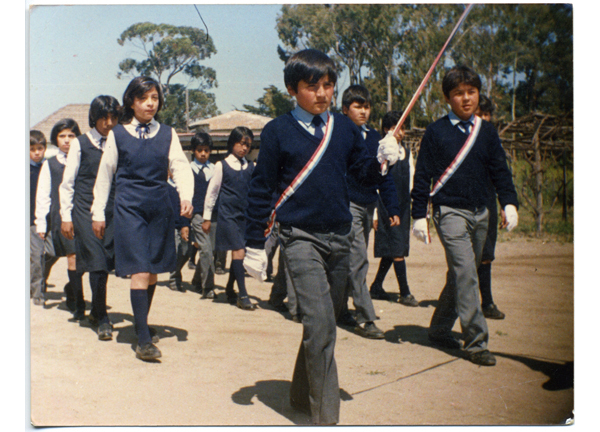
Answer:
[{"left": 31, "top": 48, "right": 519, "bottom": 422}]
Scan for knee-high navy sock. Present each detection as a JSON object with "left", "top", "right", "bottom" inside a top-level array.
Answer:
[
  {"left": 393, "top": 260, "right": 411, "bottom": 297},
  {"left": 231, "top": 259, "right": 248, "bottom": 297},
  {"left": 226, "top": 267, "right": 235, "bottom": 293},
  {"left": 89, "top": 271, "right": 109, "bottom": 323},
  {"left": 68, "top": 270, "right": 85, "bottom": 312},
  {"left": 478, "top": 262, "right": 493, "bottom": 308},
  {"left": 130, "top": 289, "right": 151, "bottom": 346},
  {"left": 372, "top": 258, "right": 393, "bottom": 288},
  {"left": 147, "top": 283, "right": 157, "bottom": 312}
]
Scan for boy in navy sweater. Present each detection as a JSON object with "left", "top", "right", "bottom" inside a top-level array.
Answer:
[
  {"left": 411, "top": 65, "right": 519, "bottom": 366},
  {"left": 243, "top": 49, "right": 401, "bottom": 425},
  {"left": 338, "top": 84, "right": 401, "bottom": 339},
  {"left": 30, "top": 130, "right": 47, "bottom": 306}
]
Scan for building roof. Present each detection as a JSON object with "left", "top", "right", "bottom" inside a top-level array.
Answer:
[
  {"left": 31, "top": 104, "right": 91, "bottom": 141},
  {"left": 189, "top": 110, "right": 273, "bottom": 136}
]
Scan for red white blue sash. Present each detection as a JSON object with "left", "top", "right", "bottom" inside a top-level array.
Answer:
[
  {"left": 264, "top": 113, "right": 334, "bottom": 237},
  {"left": 430, "top": 116, "right": 482, "bottom": 197}
]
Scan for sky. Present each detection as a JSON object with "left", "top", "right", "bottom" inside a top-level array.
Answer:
[{"left": 28, "top": 2, "right": 291, "bottom": 126}]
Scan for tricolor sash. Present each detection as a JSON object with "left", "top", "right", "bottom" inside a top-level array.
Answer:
[{"left": 264, "top": 113, "right": 334, "bottom": 237}]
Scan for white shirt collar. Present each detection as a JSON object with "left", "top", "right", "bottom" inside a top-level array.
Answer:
[{"left": 448, "top": 111, "right": 475, "bottom": 126}]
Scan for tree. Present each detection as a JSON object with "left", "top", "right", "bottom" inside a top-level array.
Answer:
[
  {"left": 242, "top": 85, "right": 295, "bottom": 118},
  {"left": 160, "top": 84, "right": 219, "bottom": 132}
]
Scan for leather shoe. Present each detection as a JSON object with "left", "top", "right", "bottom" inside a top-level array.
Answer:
[
  {"left": 201, "top": 288, "right": 215, "bottom": 299},
  {"left": 337, "top": 312, "right": 358, "bottom": 327},
  {"left": 237, "top": 296, "right": 256, "bottom": 311},
  {"left": 72, "top": 309, "right": 86, "bottom": 321},
  {"left": 135, "top": 343, "right": 162, "bottom": 360},
  {"left": 429, "top": 334, "right": 461, "bottom": 350},
  {"left": 369, "top": 284, "right": 391, "bottom": 301},
  {"left": 355, "top": 322, "right": 385, "bottom": 339},
  {"left": 98, "top": 323, "right": 113, "bottom": 341},
  {"left": 469, "top": 349, "right": 496, "bottom": 366},
  {"left": 398, "top": 294, "right": 419, "bottom": 307},
  {"left": 482, "top": 304, "right": 505, "bottom": 320},
  {"left": 268, "top": 299, "right": 288, "bottom": 313}
]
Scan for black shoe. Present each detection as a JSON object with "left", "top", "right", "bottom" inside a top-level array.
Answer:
[
  {"left": 73, "top": 309, "right": 86, "bottom": 321},
  {"left": 188, "top": 260, "right": 197, "bottom": 270},
  {"left": 398, "top": 294, "right": 419, "bottom": 307},
  {"left": 215, "top": 267, "right": 226, "bottom": 275},
  {"left": 482, "top": 304, "right": 505, "bottom": 320},
  {"left": 201, "top": 288, "right": 215, "bottom": 299},
  {"left": 429, "top": 334, "right": 461, "bottom": 350},
  {"left": 337, "top": 312, "right": 358, "bottom": 328},
  {"left": 355, "top": 322, "right": 385, "bottom": 339},
  {"left": 268, "top": 299, "right": 288, "bottom": 313},
  {"left": 369, "top": 284, "right": 391, "bottom": 301},
  {"left": 87, "top": 313, "right": 100, "bottom": 327},
  {"left": 469, "top": 349, "right": 496, "bottom": 366},
  {"left": 98, "top": 323, "right": 113, "bottom": 341},
  {"left": 135, "top": 343, "right": 162, "bottom": 360},
  {"left": 292, "top": 315, "right": 302, "bottom": 323},
  {"left": 64, "top": 283, "right": 76, "bottom": 312},
  {"left": 226, "top": 288, "right": 238, "bottom": 305},
  {"left": 237, "top": 296, "right": 256, "bottom": 311},
  {"left": 168, "top": 282, "right": 179, "bottom": 291}
]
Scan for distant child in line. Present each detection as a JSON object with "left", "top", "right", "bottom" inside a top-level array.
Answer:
[
  {"left": 203, "top": 126, "right": 256, "bottom": 310},
  {"left": 370, "top": 110, "right": 419, "bottom": 307},
  {"left": 338, "top": 84, "right": 401, "bottom": 340},
  {"left": 167, "top": 170, "right": 192, "bottom": 293},
  {"left": 411, "top": 65, "right": 519, "bottom": 367},
  {"left": 91, "top": 76, "right": 194, "bottom": 361},
  {"left": 188, "top": 132, "right": 217, "bottom": 299},
  {"left": 59, "top": 96, "right": 121, "bottom": 340},
  {"left": 243, "top": 48, "right": 402, "bottom": 425},
  {"left": 30, "top": 130, "right": 47, "bottom": 306},
  {"left": 35, "top": 118, "right": 82, "bottom": 317}
]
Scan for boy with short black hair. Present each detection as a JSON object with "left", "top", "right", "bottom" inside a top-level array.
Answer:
[
  {"left": 338, "top": 84, "right": 401, "bottom": 339},
  {"left": 243, "top": 48, "right": 401, "bottom": 424},
  {"left": 30, "top": 130, "right": 47, "bottom": 306},
  {"left": 411, "top": 65, "right": 519, "bottom": 367}
]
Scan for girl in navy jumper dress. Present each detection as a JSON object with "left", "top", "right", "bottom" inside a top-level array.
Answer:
[
  {"left": 59, "top": 96, "right": 120, "bottom": 340},
  {"left": 202, "top": 127, "right": 256, "bottom": 310},
  {"left": 91, "top": 77, "right": 194, "bottom": 361}
]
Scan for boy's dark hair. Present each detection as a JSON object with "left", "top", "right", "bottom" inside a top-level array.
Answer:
[
  {"left": 191, "top": 131, "right": 213, "bottom": 152},
  {"left": 442, "top": 65, "right": 482, "bottom": 98},
  {"left": 30, "top": 130, "right": 47, "bottom": 148},
  {"left": 381, "top": 110, "right": 407, "bottom": 134},
  {"left": 89, "top": 95, "right": 121, "bottom": 128},
  {"left": 478, "top": 94, "right": 495, "bottom": 116},
  {"left": 342, "top": 85, "right": 371, "bottom": 109},
  {"left": 121, "top": 76, "right": 164, "bottom": 123},
  {"left": 50, "top": 118, "right": 81, "bottom": 145},
  {"left": 284, "top": 49, "right": 337, "bottom": 93},
  {"left": 227, "top": 126, "right": 254, "bottom": 154}
]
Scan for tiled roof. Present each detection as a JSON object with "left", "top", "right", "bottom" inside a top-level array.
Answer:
[
  {"left": 31, "top": 104, "right": 91, "bottom": 141},
  {"left": 189, "top": 110, "right": 272, "bottom": 135}
]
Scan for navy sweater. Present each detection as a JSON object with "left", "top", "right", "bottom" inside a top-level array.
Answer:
[
  {"left": 411, "top": 116, "right": 518, "bottom": 220},
  {"left": 347, "top": 126, "right": 400, "bottom": 216},
  {"left": 30, "top": 162, "right": 42, "bottom": 226},
  {"left": 245, "top": 112, "right": 385, "bottom": 249}
]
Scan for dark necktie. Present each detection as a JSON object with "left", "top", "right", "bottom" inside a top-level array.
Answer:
[
  {"left": 98, "top": 137, "right": 106, "bottom": 149},
  {"left": 312, "top": 115, "right": 324, "bottom": 140},
  {"left": 136, "top": 122, "right": 150, "bottom": 138},
  {"left": 459, "top": 120, "right": 472, "bottom": 134}
]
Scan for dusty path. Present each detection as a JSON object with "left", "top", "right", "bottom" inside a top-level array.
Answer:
[{"left": 28, "top": 237, "right": 574, "bottom": 427}]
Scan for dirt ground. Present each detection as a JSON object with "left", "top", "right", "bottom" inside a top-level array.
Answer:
[{"left": 28, "top": 236, "right": 574, "bottom": 428}]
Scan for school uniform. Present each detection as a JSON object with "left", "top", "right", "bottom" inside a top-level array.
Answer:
[
  {"left": 30, "top": 159, "right": 45, "bottom": 302},
  {"left": 189, "top": 158, "right": 216, "bottom": 291},
  {"left": 204, "top": 153, "right": 254, "bottom": 252},
  {"left": 344, "top": 125, "right": 400, "bottom": 326},
  {"left": 245, "top": 107, "right": 387, "bottom": 425},
  {"left": 411, "top": 112, "right": 518, "bottom": 355},
  {"left": 91, "top": 118, "right": 193, "bottom": 277},
  {"left": 167, "top": 178, "right": 192, "bottom": 290}
]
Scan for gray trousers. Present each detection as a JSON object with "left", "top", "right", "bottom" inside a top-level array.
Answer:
[
  {"left": 279, "top": 224, "right": 352, "bottom": 425},
  {"left": 430, "top": 205, "right": 490, "bottom": 354},
  {"left": 343, "top": 201, "right": 378, "bottom": 324},
  {"left": 189, "top": 214, "right": 215, "bottom": 290},
  {"left": 169, "top": 228, "right": 192, "bottom": 287},
  {"left": 268, "top": 243, "right": 298, "bottom": 316},
  {"left": 30, "top": 226, "right": 45, "bottom": 300}
]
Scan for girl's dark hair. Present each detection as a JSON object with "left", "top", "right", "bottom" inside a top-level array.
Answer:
[
  {"left": 89, "top": 95, "right": 121, "bottom": 128},
  {"left": 442, "top": 65, "right": 482, "bottom": 98},
  {"left": 478, "top": 94, "right": 495, "bottom": 116},
  {"left": 50, "top": 118, "right": 81, "bottom": 145},
  {"left": 30, "top": 130, "right": 47, "bottom": 148},
  {"left": 121, "top": 76, "right": 164, "bottom": 123},
  {"left": 342, "top": 84, "right": 371, "bottom": 108},
  {"left": 226, "top": 126, "right": 254, "bottom": 154},
  {"left": 381, "top": 110, "right": 407, "bottom": 134},
  {"left": 191, "top": 131, "right": 213, "bottom": 152},
  {"left": 284, "top": 49, "right": 337, "bottom": 93}
]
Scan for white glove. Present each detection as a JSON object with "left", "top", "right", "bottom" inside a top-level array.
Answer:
[
  {"left": 504, "top": 204, "right": 518, "bottom": 232},
  {"left": 243, "top": 247, "right": 268, "bottom": 282},
  {"left": 376, "top": 131, "right": 405, "bottom": 167},
  {"left": 412, "top": 218, "right": 429, "bottom": 244}
]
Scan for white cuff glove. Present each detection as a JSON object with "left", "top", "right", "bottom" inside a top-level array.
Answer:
[
  {"left": 504, "top": 204, "right": 518, "bottom": 232},
  {"left": 412, "top": 218, "right": 429, "bottom": 244},
  {"left": 376, "top": 131, "right": 405, "bottom": 167},
  {"left": 243, "top": 247, "right": 268, "bottom": 282}
]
